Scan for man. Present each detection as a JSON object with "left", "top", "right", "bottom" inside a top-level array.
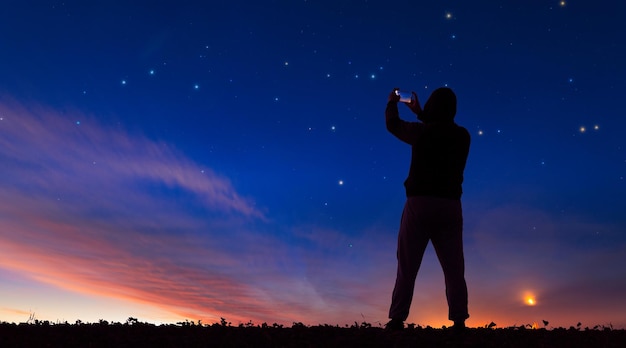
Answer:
[{"left": 385, "top": 87, "right": 471, "bottom": 331}]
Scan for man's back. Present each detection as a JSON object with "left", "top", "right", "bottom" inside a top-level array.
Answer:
[
  {"left": 385, "top": 89, "right": 470, "bottom": 200},
  {"left": 405, "top": 122, "right": 470, "bottom": 199}
]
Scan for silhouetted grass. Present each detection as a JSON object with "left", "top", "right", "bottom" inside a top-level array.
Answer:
[{"left": 1, "top": 318, "right": 624, "bottom": 347}]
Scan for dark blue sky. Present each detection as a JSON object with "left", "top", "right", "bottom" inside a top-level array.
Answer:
[{"left": 1, "top": 1, "right": 625, "bottom": 328}]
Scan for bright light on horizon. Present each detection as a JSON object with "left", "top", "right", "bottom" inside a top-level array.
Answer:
[{"left": 523, "top": 292, "right": 537, "bottom": 306}]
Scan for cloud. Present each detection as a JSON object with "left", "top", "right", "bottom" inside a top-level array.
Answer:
[
  {"left": 0, "top": 99, "right": 398, "bottom": 326},
  {"left": 0, "top": 99, "right": 282, "bottom": 323},
  {"left": 0, "top": 99, "right": 265, "bottom": 220}
]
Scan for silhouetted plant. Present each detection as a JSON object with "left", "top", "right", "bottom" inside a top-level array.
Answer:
[
  {"left": 4, "top": 316, "right": 626, "bottom": 348},
  {"left": 219, "top": 317, "right": 230, "bottom": 327},
  {"left": 177, "top": 319, "right": 195, "bottom": 327},
  {"left": 26, "top": 312, "right": 36, "bottom": 325}
]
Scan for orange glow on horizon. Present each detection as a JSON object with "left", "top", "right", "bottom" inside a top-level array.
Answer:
[{"left": 523, "top": 292, "right": 537, "bottom": 306}]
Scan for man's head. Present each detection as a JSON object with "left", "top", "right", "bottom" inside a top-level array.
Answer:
[{"left": 419, "top": 87, "right": 457, "bottom": 123}]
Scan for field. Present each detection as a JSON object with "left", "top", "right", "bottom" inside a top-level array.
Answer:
[{"left": 1, "top": 319, "right": 624, "bottom": 347}]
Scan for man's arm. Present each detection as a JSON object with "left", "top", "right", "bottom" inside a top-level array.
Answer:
[{"left": 386, "top": 99, "right": 422, "bottom": 145}]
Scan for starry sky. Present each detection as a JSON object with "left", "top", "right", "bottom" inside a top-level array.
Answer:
[{"left": 1, "top": 1, "right": 625, "bottom": 329}]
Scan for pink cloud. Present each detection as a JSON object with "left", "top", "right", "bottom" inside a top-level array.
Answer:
[
  {"left": 0, "top": 99, "right": 396, "bottom": 326},
  {"left": 0, "top": 99, "right": 286, "bottom": 323},
  {"left": 0, "top": 99, "right": 265, "bottom": 220}
]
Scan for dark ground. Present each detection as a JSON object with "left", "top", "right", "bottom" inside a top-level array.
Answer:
[{"left": 1, "top": 321, "right": 624, "bottom": 348}]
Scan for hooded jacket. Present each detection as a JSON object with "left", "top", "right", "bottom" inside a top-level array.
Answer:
[{"left": 386, "top": 88, "right": 470, "bottom": 199}]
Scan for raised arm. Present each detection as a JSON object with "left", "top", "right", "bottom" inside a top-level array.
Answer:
[{"left": 386, "top": 89, "right": 422, "bottom": 145}]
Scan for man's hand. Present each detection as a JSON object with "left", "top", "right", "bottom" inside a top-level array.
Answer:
[
  {"left": 405, "top": 91, "right": 423, "bottom": 117},
  {"left": 388, "top": 88, "right": 401, "bottom": 103}
]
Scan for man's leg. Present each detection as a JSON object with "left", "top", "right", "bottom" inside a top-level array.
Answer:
[
  {"left": 431, "top": 199, "right": 469, "bottom": 323},
  {"left": 388, "top": 197, "right": 430, "bottom": 321}
]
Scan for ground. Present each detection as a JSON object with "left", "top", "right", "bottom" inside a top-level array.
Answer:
[{"left": 1, "top": 321, "right": 624, "bottom": 347}]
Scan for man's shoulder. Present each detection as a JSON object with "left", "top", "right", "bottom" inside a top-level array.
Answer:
[
  {"left": 449, "top": 124, "right": 471, "bottom": 146},
  {"left": 454, "top": 124, "right": 470, "bottom": 136}
]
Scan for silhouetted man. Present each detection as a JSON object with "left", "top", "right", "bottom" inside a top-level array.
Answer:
[{"left": 384, "top": 87, "right": 470, "bottom": 332}]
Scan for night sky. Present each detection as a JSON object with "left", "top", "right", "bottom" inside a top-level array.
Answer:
[{"left": 1, "top": 1, "right": 625, "bottom": 329}]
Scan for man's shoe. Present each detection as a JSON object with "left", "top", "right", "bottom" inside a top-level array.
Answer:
[
  {"left": 385, "top": 319, "right": 404, "bottom": 331},
  {"left": 452, "top": 320, "right": 466, "bottom": 333}
]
